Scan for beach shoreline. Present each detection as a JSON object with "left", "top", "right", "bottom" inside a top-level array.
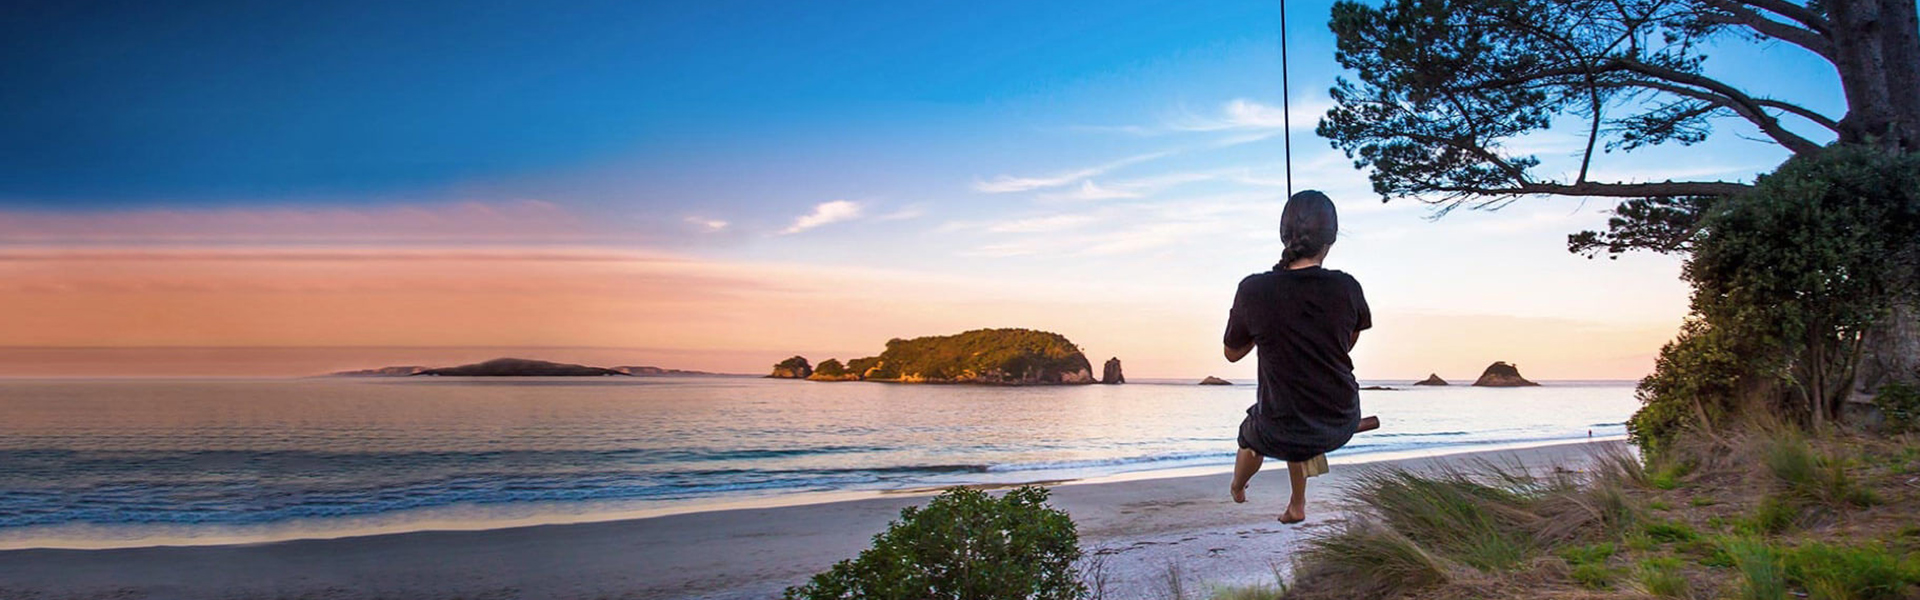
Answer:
[{"left": 0, "top": 439, "right": 1624, "bottom": 600}]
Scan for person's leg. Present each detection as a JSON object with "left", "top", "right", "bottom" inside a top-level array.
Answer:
[
  {"left": 1280, "top": 460, "right": 1308, "bottom": 523},
  {"left": 1229, "top": 447, "right": 1263, "bottom": 503}
]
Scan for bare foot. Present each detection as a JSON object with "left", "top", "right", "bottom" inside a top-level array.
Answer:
[
  {"left": 1229, "top": 483, "right": 1248, "bottom": 503},
  {"left": 1279, "top": 503, "right": 1306, "bottom": 524}
]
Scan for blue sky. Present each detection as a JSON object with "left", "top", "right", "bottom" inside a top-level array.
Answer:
[{"left": 0, "top": 0, "right": 1845, "bottom": 378}]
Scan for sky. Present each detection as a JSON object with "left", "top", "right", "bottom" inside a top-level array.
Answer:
[{"left": 0, "top": 0, "right": 1845, "bottom": 379}]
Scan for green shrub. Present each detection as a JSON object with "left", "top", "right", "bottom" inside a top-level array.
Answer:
[
  {"left": 1872, "top": 382, "right": 1920, "bottom": 433},
  {"left": 782, "top": 486, "right": 1084, "bottom": 600},
  {"left": 1690, "top": 496, "right": 1717, "bottom": 507},
  {"left": 1637, "top": 556, "right": 1692, "bottom": 598},
  {"left": 1628, "top": 146, "right": 1920, "bottom": 449}
]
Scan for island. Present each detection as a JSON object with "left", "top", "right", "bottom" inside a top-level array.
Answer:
[
  {"left": 415, "top": 358, "right": 627, "bottom": 377},
  {"left": 613, "top": 366, "right": 732, "bottom": 377},
  {"left": 1471, "top": 362, "right": 1540, "bottom": 387},
  {"left": 1413, "top": 373, "right": 1449, "bottom": 386},
  {"left": 327, "top": 358, "right": 734, "bottom": 377},
  {"left": 1101, "top": 357, "right": 1125, "bottom": 384},
  {"left": 1198, "top": 376, "right": 1233, "bottom": 385},
  {"left": 330, "top": 365, "right": 428, "bottom": 377},
  {"left": 769, "top": 328, "right": 1099, "bottom": 385}
]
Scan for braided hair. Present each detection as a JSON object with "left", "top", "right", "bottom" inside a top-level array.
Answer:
[{"left": 1279, "top": 190, "right": 1338, "bottom": 266}]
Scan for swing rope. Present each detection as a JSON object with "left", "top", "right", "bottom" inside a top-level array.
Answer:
[{"left": 1279, "top": 0, "right": 1293, "bottom": 201}]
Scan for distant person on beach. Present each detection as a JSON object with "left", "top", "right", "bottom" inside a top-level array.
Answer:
[{"left": 1222, "top": 190, "right": 1371, "bottom": 524}]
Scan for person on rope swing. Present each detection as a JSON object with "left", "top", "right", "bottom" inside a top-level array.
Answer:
[{"left": 1223, "top": 190, "right": 1373, "bottom": 524}]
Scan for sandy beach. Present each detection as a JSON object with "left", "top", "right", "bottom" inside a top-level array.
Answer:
[{"left": 0, "top": 440, "right": 1618, "bottom": 600}]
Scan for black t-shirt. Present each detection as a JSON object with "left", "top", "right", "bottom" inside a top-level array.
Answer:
[{"left": 1223, "top": 264, "right": 1371, "bottom": 460}]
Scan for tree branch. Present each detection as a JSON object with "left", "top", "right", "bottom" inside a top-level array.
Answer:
[
  {"left": 1600, "top": 78, "right": 1841, "bottom": 133},
  {"left": 1700, "top": 0, "right": 1835, "bottom": 60},
  {"left": 1722, "top": 0, "right": 1831, "bottom": 34},
  {"left": 1612, "top": 59, "right": 1825, "bottom": 153},
  {"left": 1437, "top": 180, "right": 1755, "bottom": 198}
]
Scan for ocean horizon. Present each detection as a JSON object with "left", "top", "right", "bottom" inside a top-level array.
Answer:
[{"left": 0, "top": 376, "right": 1636, "bottom": 549}]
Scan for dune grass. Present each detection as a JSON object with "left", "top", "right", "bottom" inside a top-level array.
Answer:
[{"left": 1275, "top": 428, "right": 1919, "bottom": 600}]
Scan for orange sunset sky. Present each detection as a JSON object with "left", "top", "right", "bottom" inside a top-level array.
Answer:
[{"left": 3, "top": 0, "right": 1829, "bottom": 380}]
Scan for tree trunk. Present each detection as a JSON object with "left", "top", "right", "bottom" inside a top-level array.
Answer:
[
  {"left": 1852, "top": 300, "right": 1920, "bottom": 405},
  {"left": 1828, "top": 0, "right": 1920, "bottom": 150}
]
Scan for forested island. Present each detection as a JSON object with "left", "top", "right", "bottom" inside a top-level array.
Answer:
[{"left": 769, "top": 328, "right": 1109, "bottom": 385}]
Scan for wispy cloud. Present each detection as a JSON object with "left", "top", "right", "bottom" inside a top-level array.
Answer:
[
  {"left": 1036, "top": 180, "right": 1142, "bottom": 202},
  {"left": 684, "top": 216, "right": 729, "bottom": 232},
  {"left": 986, "top": 214, "right": 1099, "bottom": 234},
  {"left": 873, "top": 204, "right": 927, "bottom": 222},
  {"left": 972, "top": 150, "right": 1175, "bottom": 193},
  {"left": 781, "top": 200, "right": 863, "bottom": 234},
  {"left": 1167, "top": 98, "right": 1331, "bottom": 132}
]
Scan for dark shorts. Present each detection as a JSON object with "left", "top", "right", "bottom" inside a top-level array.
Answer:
[{"left": 1236, "top": 413, "right": 1334, "bottom": 463}]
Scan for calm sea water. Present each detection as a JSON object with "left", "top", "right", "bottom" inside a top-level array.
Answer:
[{"left": 0, "top": 377, "right": 1636, "bottom": 546}]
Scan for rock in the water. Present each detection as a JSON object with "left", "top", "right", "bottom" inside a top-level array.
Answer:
[
  {"left": 1472, "top": 362, "right": 1539, "bottom": 387},
  {"left": 1198, "top": 376, "right": 1233, "bottom": 385},
  {"left": 1361, "top": 385, "right": 1397, "bottom": 391},
  {"left": 1413, "top": 373, "right": 1449, "bottom": 386},
  {"left": 769, "top": 356, "right": 813, "bottom": 379},
  {"left": 1101, "top": 357, "right": 1125, "bottom": 384}
]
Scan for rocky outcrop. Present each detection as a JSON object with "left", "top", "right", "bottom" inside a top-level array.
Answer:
[
  {"left": 1101, "top": 357, "right": 1125, "bottom": 384},
  {"left": 1413, "top": 373, "right": 1449, "bottom": 386},
  {"left": 769, "top": 356, "right": 813, "bottom": 379},
  {"left": 1199, "top": 376, "right": 1233, "bottom": 385},
  {"left": 417, "top": 358, "right": 626, "bottom": 377},
  {"left": 1362, "top": 385, "right": 1398, "bottom": 391},
  {"left": 1472, "top": 362, "right": 1539, "bottom": 387}
]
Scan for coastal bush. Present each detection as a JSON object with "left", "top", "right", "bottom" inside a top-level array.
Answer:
[
  {"left": 1873, "top": 381, "right": 1920, "bottom": 434},
  {"left": 781, "top": 486, "right": 1084, "bottom": 600},
  {"left": 812, "top": 359, "right": 848, "bottom": 378},
  {"left": 1631, "top": 146, "right": 1920, "bottom": 451}
]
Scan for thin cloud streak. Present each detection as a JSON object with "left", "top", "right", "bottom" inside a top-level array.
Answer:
[{"left": 781, "top": 200, "right": 863, "bottom": 234}]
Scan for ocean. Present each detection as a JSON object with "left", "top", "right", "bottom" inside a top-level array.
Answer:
[{"left": 0, "top": 377, "right": 1637, "bottom": 548}]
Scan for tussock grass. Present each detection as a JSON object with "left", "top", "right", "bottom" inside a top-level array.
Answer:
[
  {"left": 1289, "top": 521, "right": 1447, "bottom": 600},
  {"left": 1724, "top": 537, "right": 1789, "bottom": 600},
  {"left": 1761, "top": 431, "right": 1872, "bottom": 509},
  {"left": 1635, "top": 556, "right": 1692, "bottom": 598},
  {"left": 1279, "top": 432, "right": 1917, "bottom": 600},
  {"left": 1345, "top": 464, "right": 1542, "bottom": 570},
  {"left": 1782, "top": 542, "right": 1917, "bottom": 600}
]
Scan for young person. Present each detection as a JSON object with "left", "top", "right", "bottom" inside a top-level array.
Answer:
[{"left": 1222, "top": 190, "right": 1371, "bottom": 524}]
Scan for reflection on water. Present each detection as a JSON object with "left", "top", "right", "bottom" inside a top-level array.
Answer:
[{"left": 0, "top": 377, "right": 1636, "bottom": 542}]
